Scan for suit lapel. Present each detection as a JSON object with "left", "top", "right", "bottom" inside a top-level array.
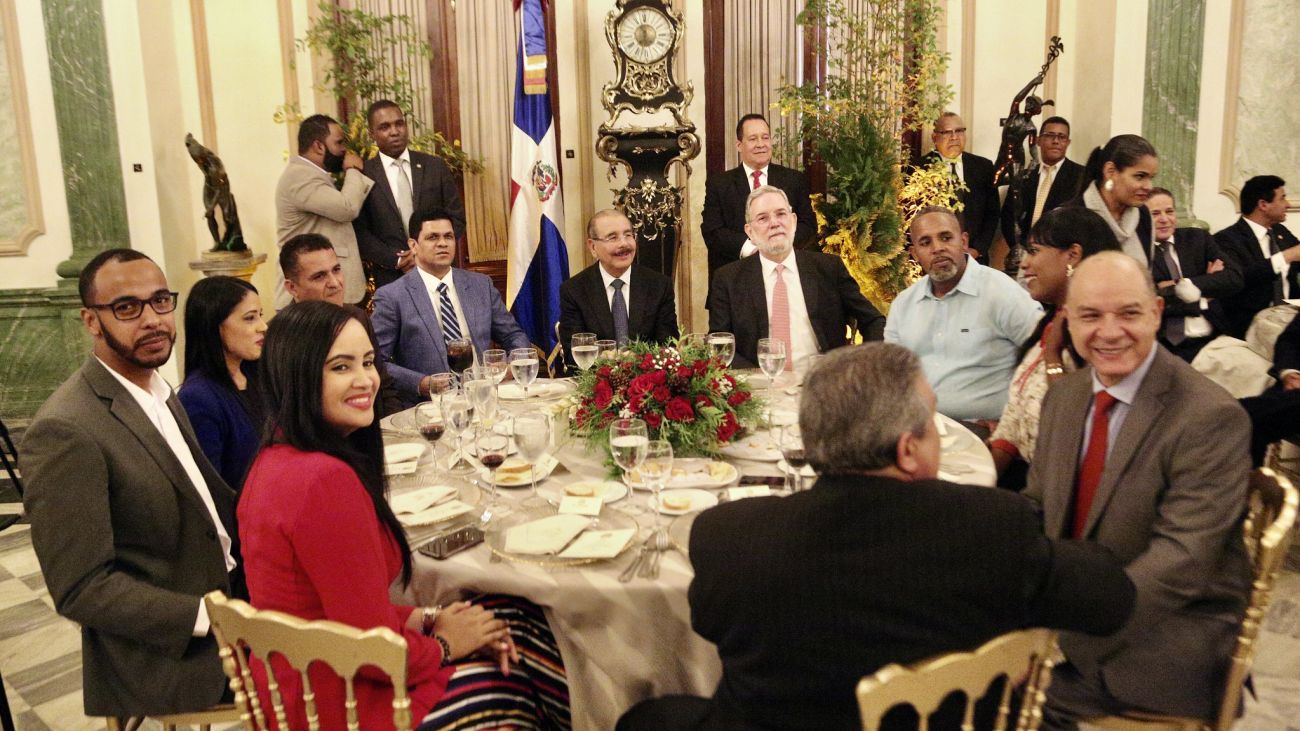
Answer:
[
  {"left": 586, "top": 266, "right": 617, "bottom": 338},
  {"left": 167, "top": 395, "right": 236, "bottom": 530},
  {"left": 626, "top": 266, "right": 650, "bottom": 337},
  {"left": 404, "top": 272, "right": 446, "bottom": 358},
  {"left": 409, "top": 153, "right": 426, "bottom": 210},
  {"left": 795, "top": 252, "right": 824, "bottom": 349},
  {"left": 743, "top": 258, "right": 769, "bottom": 336},
  {"left": 1046, "top": 377, "right": 1091, "bottom": 538},
  {"left": 732, "top": 166, "right": 753, "bottom": 203},
  {"left": 366, "top": 157, "right": 404, "bottom": 226},
  {"left": 451, "top": 269, "right": 486, "bottom": 352}
]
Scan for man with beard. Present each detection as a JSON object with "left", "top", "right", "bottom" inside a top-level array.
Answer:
[
  {"left": 707, "top": 185, "right": 884, "bottom": 371},
  {"left": 558, "top": 209, "right": 678, "bottom": 366},
  {"left": 274, "top": 113, "right": 373, "bottom": 308},
  {"left": 886, "top": 206, "right": 1042, "bottom": 423},
  {"left": 22, "top": 250, "right": 239, "bottom": 721}
]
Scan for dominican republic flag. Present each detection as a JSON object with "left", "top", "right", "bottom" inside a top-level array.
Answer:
[{"left": 507, "top": 0, "right": 568, "bottom": 355}]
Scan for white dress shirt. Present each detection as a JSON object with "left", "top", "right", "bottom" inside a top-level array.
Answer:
[
  {"left": 1080, "top": 346, "right": 1159, "bottom": 461},
  {"left": 739, "top": 163, "right": 771, "bottom": 259},
  {"left": 598, "top": 264, "right": 633, "bottom": 312},
  {"left": 418, "top": 266, "right": 471, "bottom": 343},
  {"left": 941, "top": 155, "right": 965, "bottom": 181},
  {"left": 1245, "top": 217, "right": 1291, "bottom": 300},
  {"left": 759, "top": 251, "right": 818, "bottom": 372},
  {"left": 379, "top": 148, "right": 415, "bottom": 265},
  {"left": 97, "top": 358, "right": 235, "bottom": 636}
]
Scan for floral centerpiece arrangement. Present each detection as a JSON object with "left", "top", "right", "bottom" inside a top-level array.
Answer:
[{"left": 569, "top": 339, "right": 763, "bottom": 463}]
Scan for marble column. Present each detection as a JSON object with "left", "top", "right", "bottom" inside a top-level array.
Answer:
[{"left": 1141, "top": 0, "right": 1205, "bottom": 221}]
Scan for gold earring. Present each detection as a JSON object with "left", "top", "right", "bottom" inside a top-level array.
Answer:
[
  {"left": 1066, "top": 263, "right": 1075, "bottom": 278},
  {"left": 1103, "top": 179, "right": 1115, "bottom": 193}
]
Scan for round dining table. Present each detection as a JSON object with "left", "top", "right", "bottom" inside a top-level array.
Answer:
[{"left": 384, "top": 377, "right": 995, "bottom": 730}]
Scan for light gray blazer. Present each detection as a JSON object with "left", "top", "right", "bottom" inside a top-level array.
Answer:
[
  {"left": 1025, "top": 346, "right": 1252, "bottom": 718},
  {"left": 274, "top": 157, "right": 374, "bottom": 307}
]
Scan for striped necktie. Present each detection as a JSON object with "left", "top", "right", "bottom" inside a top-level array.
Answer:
[
  {"left": 436, "top": 282, "right": 463, "bottom": 345},
  {"left": 770, "top": 264, "right": 793, "bottom": 371}
]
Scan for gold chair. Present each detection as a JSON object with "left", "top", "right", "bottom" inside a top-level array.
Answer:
[
  {"left": 203, "top": 590, "right": 413, "bottom": 731},
  {"left": 547, "top": 321, "right": 565, "bottom": 378},
  {"left": 104, "top": 705, "right": 241, "bottom": 731},
  {"left": 1087, "top": 467, "right": 1298, "bottom": 731},
  {"left": 856, "top": 628, "right": 1059, "bottom": 731}
]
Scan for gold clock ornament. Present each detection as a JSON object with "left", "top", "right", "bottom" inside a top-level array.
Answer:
[{"left": 602, "top": 0, "right": 692, "bottom": 126}]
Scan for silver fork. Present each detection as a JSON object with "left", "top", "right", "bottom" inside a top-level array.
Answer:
[
  {"left": 618, "top": 539, "right": 651, "bottom": 582},
  {"left": 641, "top": 530, "right": 671, "bottom": 579}
]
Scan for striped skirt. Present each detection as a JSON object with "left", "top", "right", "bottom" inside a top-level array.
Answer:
[{"left": 419, "top": 595, "right": 572, "bottom": 731}]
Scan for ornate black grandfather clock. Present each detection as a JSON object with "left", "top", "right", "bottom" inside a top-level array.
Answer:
[{"left": 596, "top": 0, "right": 699, "bottom": 278}]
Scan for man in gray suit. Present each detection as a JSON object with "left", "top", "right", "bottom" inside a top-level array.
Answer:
[
  {"left": 371, "top": 210, "right": 532, "bottom": 407},
  {"left": 22, "top": 250, "right": 237, "bottom": 719},
  {"left": 1026, "top": 251, "right": 1251, "bottom": 725},
  {"left": 274, "top": 113, "right": 374, "bottom": 308}
]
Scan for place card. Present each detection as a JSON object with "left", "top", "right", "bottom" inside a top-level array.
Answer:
[
  {"left": 384, "top": 460, "right": 419, "bottom": 477},
  {"left": 557, "top": 495, "right": 603, "bottom": 516},
  {"left": 557, "top": 528, "right": 636, "bottom": 559},
  {"left": 390, "top": 486, "right": 458, "bottom": 514},
  {"left": 398, "top": 500, "right": 475, "bottom": 527},
  {"left": 503, "top": 514, "right": 590, "bottom": 555},
  {"left": 727, "top": 486, "right": 771, "bottom": 501}
]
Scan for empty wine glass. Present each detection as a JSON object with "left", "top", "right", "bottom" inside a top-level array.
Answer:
[
  {"left": 609, "top": 418, "right": 649, "bottom": 490},
  {"left": 767, "top": 407, "right": 799, "bottom": 494},
  {"left": 512, "top": 413, "right": 552, "bottom": 507},
  {"left": 446, "top": 337, "right": 474, "bottom": 374},
  {"left": 443, "top": 394, "right": 475, "bottom": 475},
  {"left": 509, "top": 347, "right": 540, "bottom": 398},
  {"left": 482, "top": 349, "right": 509, "bottom": 386},
  {"left": 595, "top": 339, "right": 618, "bottom": 360},
  {"left": 426, "top": 372, "right": 456, "bottom": 404},
  {"left": 476, "top": 428, "right": 510, "bottom": 514},
  {"left": 464, "top": 370, "right": 498, "bottom": 428},
  {"left": 779, "top": 423, "right": 808, "bottom": 492},
  {"left": 640, "top": 439, "right": 674, "bottom": 533},
  {"left": 708, "top": 332, "right": 736, "bottom": 367},
  {"left": 571, "top": 332, "right": 598, "bottom": 371},
  {"left": 757, "top": 338, "right": 787, "bottom": 390}
]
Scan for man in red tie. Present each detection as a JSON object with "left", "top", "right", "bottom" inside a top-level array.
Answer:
[
  {"left": 700, "top": 114, "right": 817, "bottom": 296},
  {"left": 707, "top": 185, "right": 883, "bottom": 373},
  {"left": 1025, "top": 251, "right": 1252, "bottom": 726}
]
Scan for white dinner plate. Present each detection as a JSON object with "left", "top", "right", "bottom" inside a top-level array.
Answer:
[
  {"left": 623, "top": 459, "right": 739, "bottom": 490},
  {"left": 537, "top": 480, "right": 628, "bottom": 505},
  {"left": 481, "top": 454, "right": 560, "bottom": 487},
  {"left": 654, "top": 488, "right": 719, "bottom": 516},
  {"left": 719, "top": 431, "right": 783, "bottom": 462},
  {"left": 498, "top": 381, "right": 570, "bottom": 401},
  {"left": 383, "top": 443, "right": 424, "bottom": 466}
]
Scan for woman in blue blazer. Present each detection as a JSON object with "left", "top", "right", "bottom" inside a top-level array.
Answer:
[{"left": 179, "top": 276, "right": 267, "bottom": 491}]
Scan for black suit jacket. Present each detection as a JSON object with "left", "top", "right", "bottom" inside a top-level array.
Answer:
[
  {"left": 687, "top": 475, "right": 1135, "bottom": 731},
  {"left": 922, "top": 151, "right": 1001, "bottom": 258},
  {"left": 706, "top": 250, "right": 884, "bottom": 368},
  {"left": 558, "top": 263, "right": 679, "bottom": 366},
  {"left": 1214, "top": 218, "right": 1300, "bottom": 338},
  {"left": 999, "top": 158, "right": 1085, "bottom": 247},
  {"left": 354, "top": 150, "right": 467, "bottom": 288},
  {"left": 701, "top": 164, "right": 817, "bottom": 284},
  {"left": 1151, "top": 227, "right": 1242, "bottom": 338}
]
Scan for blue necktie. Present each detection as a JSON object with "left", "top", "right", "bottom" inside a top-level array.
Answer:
[
  {"left": 611, "top": 279, "right": 629, "bottom": 345},
  {"left": 437, "top": 282, "right": 462, "bottom": 345}
]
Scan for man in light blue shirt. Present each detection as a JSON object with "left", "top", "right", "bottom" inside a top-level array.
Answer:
[{"left": 885, "top": 206, "right": 1042, "bottom": 421}]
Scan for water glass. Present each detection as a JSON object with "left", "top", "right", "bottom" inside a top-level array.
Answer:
[
  {"left": 595, "top": 339, "right": 618, "bottom": 360},
  {"left": 512, "top": 413, "right": 552, "bottom": 506},
  {"left": 757, "top": 338, "right": 787, "bottom": 389},
  {"left": 464, "top": 372, "right": 498, "bottom": 428},
  {"left": 426, "top": 372, "right": 457, "bottom": 403},
  {"left": 571, "top": 332, "right": 598, "bottom": 371},
  {"left": 640, "top": 439, "right": 674, "bottom": 531},
  {"left": 609, "top": 418, "right": 649, "bottom": 480},
  {"left": 767, "top": 408, "right": 798, "bottom": 493},
  {"left": 444, "top": 394, "right": 475, "bottom": 475},
  {"left": 482, "top": 349, "right": 509, "bottom": 385},
  {"left": 708, "top": 332, "right": 736, "bottom": 367},
  {"left": 509, "top": 347, "right": 540, "bottom": 398}
]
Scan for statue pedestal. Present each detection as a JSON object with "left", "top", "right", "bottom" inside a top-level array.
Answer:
[{"left": 189, "top": 250, "right": 266, "bottom": 282}]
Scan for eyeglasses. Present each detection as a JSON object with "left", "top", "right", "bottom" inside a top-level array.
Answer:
[
  {"left": 934, "top": 127, "right": 967, "bottom": 138},
  {"left": 87, "top": 291, "right": 179, "bottom": 321},
  {"left": 595, "top": 231, "right": 637, "bottom": 244},
  {"left": 1039, "top": 132, "right": 1070, "bottom": 142}
]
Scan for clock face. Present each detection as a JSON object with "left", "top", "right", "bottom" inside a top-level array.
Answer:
[{"left": 617, "top": 6, "right": 674, "bottom": 64}]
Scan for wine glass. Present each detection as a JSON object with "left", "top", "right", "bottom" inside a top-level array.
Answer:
[
  {"left": 414, "top": 402, "right": 446, "bottom": 479},
  {"left": 640, "top": 439, "right": 674, "bottom": 533},
  {"left": 757, "top": 338, "right": 787, "bottom": 390},
  {"left": 708, "top": 332, "right": 736, "bottom": 367},
  {"left": 609, "top": 418, "right": 649, "bottom": 489},
  {"left": 767, "top": 407, "right": 799, "bottom": 494},
  {"left": 779, "top": 423, "right": 808, "bottom": 492},
  {"left": 426, "top": 372, "right": 456, "bottom": 404},
  {"left": 512, "top": 413, "right": 552, "bottom": 507},
  {"left": 443, "top": 394, "right": 475, "bottom": 475},
  {"left": 595, "top": 339, "right": 618, "bottom": 361},
  {"left": 509, "top": 347, "right": 540, "bottom": 398},
  {"left": 446, "top": 337, "right": 474, "bottom": 374},
  {"left": 482, "top": 349, "right": 509, "bottom": 386},
  {"left": 464, "top": 370, "right": 498, "bottom": 428},
  {"left": 476, "top": 428, "right": 510, "bottom": 514},
  {"left": 571, "top": 332, "right": 598, "bottom": 371}
]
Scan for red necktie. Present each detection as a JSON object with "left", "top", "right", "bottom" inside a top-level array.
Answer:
[
  {"left": 770, "top": 264, "right": 793, "bottom": 371},
  {"left": 751, "top": 170, "right": 762, "bottom": 190},
  {"left": 1073, "top": 391, "right": 1118, "bottom": 538}
]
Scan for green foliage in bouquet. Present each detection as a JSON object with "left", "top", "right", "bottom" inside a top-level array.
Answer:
[{"left": 569, "top": 339, "right": 765, "bottom": 464}]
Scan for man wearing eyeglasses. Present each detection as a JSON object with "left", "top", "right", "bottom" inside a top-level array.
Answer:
[
  {"left": 923, "top": 112, "right": 1001, "bottom": 262},
  {"left": 558, "top": 209, "right": 679, "bottom": 368},
  {"left": 21, "top": 249, "right": 239, "bottom": 720},
  {"left": 1000, "top": 117, "right": 1086, "bottom": 252}
]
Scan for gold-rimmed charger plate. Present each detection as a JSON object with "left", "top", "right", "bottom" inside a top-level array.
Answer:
[{"left": 485, "top": 506, "right": 639, "bottom": 568}]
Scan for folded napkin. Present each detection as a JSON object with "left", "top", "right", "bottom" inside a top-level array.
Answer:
[
  {"left": 398, "top": 499, "right": 475, "bottom": 527},
  {"left": 498, "top": 382, "right": 567, "bottom": 400},
  {"left": 503, "top": 514, "right": 590, "bottom": 555},
  {"left": 557, "top": 528, "right": 635, "bottom": 559},
  {"left": 390, "top": 486, "right": 458, "bottom": 514}
]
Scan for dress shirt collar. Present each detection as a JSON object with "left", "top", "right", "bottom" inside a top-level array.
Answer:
[
  {"left": 96, "top": 357, "right": 172, "bottom": 410},
  {"left": 741, "top": 162, "right": 769, "bottom": 182},
  {"left": 378, "top": 148, "right": 412, "bottom": 169},
  {"left": 1089, "top": 344, "right": 1158, "bottom": 406},
  {"left": 923, "top": 255, "right": 980, "bottom": 300},
  {"left": 1243, "top": 216, "right": 1269, "bottom": 243},
  {"left": 1040, "top": 159, "right": 1060, "bottom": 176},
  {"left": 598, "top": 263, "right": 632, "bottom": 291},
  {"left": 295, "top": 155, "right": 328, "bottom": 175},
  {"left": 417, "top": 265, "right": 456, "bottom": 290},
  {"left": 758, "top": 249, "right": 798, "bottom": 280}
]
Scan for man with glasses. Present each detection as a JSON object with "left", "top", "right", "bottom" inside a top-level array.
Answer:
[
  {"left": 1001, "top": 116, "right": 1086, "bottom": 252},
  {"left": 22, "top": 249, "right": 239, "bottom": 720},
  {"left": 558, "top": 209, "right": 678, "bottom": 367},
  {"left": 708, "top": 185, "right": 884, "bottom": 371},
  {"left": 924, "top": 112, "right": 1001, "bottom": 262}
]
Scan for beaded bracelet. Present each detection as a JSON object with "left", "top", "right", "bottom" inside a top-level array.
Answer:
[{"left": 433, "top": 634, "right": 453, "bottom": 666}]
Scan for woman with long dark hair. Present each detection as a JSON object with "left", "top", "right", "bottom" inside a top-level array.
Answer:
[
  {"left": 1069, "top": 133, "right": 1158, "bottom": 264},
  {"left": 239, "top": 301, "right": 570, "bottom": 731},
  {"left": 178, "top": 275, "right": 267, "bottom": 491},
  {"left": 989, "top": 207, "right": 1121, "bottom": 488}
]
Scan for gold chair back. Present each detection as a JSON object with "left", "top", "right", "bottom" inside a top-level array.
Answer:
[
  {"left": 204, "top": 591, "right": 413, "bottom": 731},
  {"left": 856, "top": 629, "right": 1058, "bottom": 731},
  {"left": 547, "top": 321, "right": 564, "bottom": 378}
]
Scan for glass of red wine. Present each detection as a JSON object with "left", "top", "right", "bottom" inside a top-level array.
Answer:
[
  {"left": 476, "top": 428, "right": 511, "bottom": 513},
  {"left": 414, "top": 402, "right": 446, "bottom": 479},
  {"left": 446, "top": 337, "right": 474, "bottom": 374},
  {"left": 779, "top": 423, "right": 808, "bottom": 492}
]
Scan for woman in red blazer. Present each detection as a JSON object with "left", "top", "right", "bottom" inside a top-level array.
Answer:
[{"left": 240, "top": 301, "right": 570, "bottom": 730}]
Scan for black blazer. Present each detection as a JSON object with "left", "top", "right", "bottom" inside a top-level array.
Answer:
[
  {"left": 1214, "top": 218, "right": 1300, "bottom": 338},
  {"left": 353, "top": 150, "right": 467, "bottom": 288},
  {"left": 687, "top": 475, "right": 1135, "bottom": 731},
  {"left": 706, "top": 250, "right": 884, "bottom": 368},
  {"left": 999, "top": 157, "right": 1086, "bottom": 247},
  {"left": 922, "top": 151, "right": 1001, "bottom": 259},
  {"left": 1151, "top": 227, "right": 1242, "bottom": 337},
  {"left": 700, "top": 164, "right": 817, "bottom": 285},
  {"left": 557, "top": 263, "right": 679, "bottom": 366}
]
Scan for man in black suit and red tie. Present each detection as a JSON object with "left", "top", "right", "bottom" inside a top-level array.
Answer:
[
  {"left": 924, "top": 111, "right": 1001, "bottom": 261},
  {"left": 1144, "top": 187, "right": 1242, "bottom": 362},
  {"left": 1000, "top": 116, "right": 1086, "bottom": 252},
  {"left": 1214, "top": 175, "right": 1300, "bottom": 338},
  {"left": 353, "top": 100, "right": 467, "bottom": 289},
  {"left": 701, "top": 114, "right": 816, "bottom": 293}
]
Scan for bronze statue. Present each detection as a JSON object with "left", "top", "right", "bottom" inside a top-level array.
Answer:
[{"left": 185, "top": 133, "right": 246, "bottom": 253}]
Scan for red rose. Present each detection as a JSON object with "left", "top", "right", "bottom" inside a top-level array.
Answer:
[
  {"left": 716, "top": 412, "right": 739, "bottom": 442},
  {"left": 645, "top": 411, "right": 663, "bottom": 429},
  {"left": 574, "top": 408, "right": 589, "bottom": 426},
  {"left": 694, "top": 394, "right": 710, "bottom": 407},
  {"left": 693, "top": 359, "right": 709, "bottom": 375},
  {"left": 594, "top": 379, "right": 614, "bottom": 409},
  {"left": 675, "top": 365, "right": 694, "bottom": 382},
  {"left": 649, "top": 369, "right": 668, "bottom": 386},
  {"left": 597, "top": 365, "right": 613, "bottom": 378},
  {"left": 652, "top": 385, "right": 671, "bottom": 402},
  {"left": 640, "top": 353, "right": 655, "bottom": 370},
  {"left": 628, "top": 393, "right": 645, "bottom": 413},
  {"left": 727, "top": 390, "right": 750, "bottom": 407},
  {"left": 627, "top": 373, "right": 654, "bottom": 400},
  {"left": 665, "top": 397, "right": 695, "bottom": 422}
]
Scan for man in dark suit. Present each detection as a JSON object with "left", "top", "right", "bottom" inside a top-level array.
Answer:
[
  {"left": 618, "top": 342, "right": 1135, "bottom": 731},
  {"left": 372, "top": 210, "right": 531, "bottom": 407},
  {"left": 1026, "top": 252, "right": 1252, "bottom": 724},
  {"left": 22, "top": 250, "right": 237, "bottom": 719},
  {"left": 1145, "top": 188, "right": 1243, "bottom": 362},
  {"left": 707, "top": 185, "right": 884, "bottom": 372},
  {"left": 701, "top": 114, "right": 816, "bottom": 291},
  {"left": 1240, "top": 314, "right": 1300, "bottom": 464},
  {"left": 559, "top": 209, "right": 678, "bottom": 365},
  {"left": 1000, "top": 116, "right": 1086, "bottom": 251},
  {"left": 924, "top": 112, "right": 1001, "bottom": 260},
  {"left": 353, "top": 100, "right": 467, "bottom": 289},
  {"left": 1214, "top": 175, "right": 1300, "bottom": 338}
]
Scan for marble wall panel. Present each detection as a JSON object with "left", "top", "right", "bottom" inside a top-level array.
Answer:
[
  {"left": 1142, "top": 0, "right": 1204, "bottom": 218},
  {"left": 1228, "top": 0, "right": 1300, "bottom": 204},
  {"left": 0, "top": 289, "right": 87, "bottom": 421}
]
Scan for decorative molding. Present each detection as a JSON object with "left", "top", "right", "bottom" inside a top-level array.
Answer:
[
  {"left": 1043, "top": 0, "right": 1060, "bottom": 106},
  {"left": 188, "top": 0, "right": 217, "bottom": 150},
  {"left": 0, "top": 0, "right": 45, "bottom": 256},
  {"left": 574, "top": 0, "right": 595, "bottom": 269},
  {"left": 960, "top": 0, "right": 974, "bottom": 129},
  {"left": 1217, "top": 0, "right": 1244, "bottom": 207},
  {"left": 276, "top": 0, "right": 298, "bottom": 152}
]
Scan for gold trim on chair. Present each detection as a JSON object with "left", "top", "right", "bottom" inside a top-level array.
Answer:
[{"left": 856, "top": 628, "right": 1059, "bottom": 731}]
